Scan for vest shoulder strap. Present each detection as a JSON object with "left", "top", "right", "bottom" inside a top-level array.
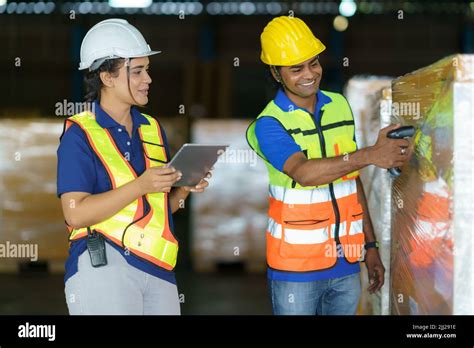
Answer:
[
  {"left": 139, "top": 113, "right": 165, "bottom": 145},
  {"left": 68, "top": 111, "right": 100, "bottom": 127},
  {"left": 320, "top": 91, "right": 353, "bottom": 121},
  {"left": 60, "top": 111, "right": 96, "bottom": 141}
]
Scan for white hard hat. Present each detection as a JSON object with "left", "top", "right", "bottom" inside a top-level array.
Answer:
[{"left": 79, "top": 18, "right": 160, "bottom": 71}]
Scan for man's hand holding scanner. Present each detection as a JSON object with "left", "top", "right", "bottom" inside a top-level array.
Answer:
[{"left": 367, "top": 123, "right": 414, "bottom": 170}]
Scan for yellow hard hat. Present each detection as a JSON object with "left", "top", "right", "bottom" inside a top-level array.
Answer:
[{"left": 260, "top": 16, "right": 326, "bottom": 66}]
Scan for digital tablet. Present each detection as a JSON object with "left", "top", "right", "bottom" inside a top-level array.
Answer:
[{"left": 166, "top": 144, "right": 229, "bottom": 187}]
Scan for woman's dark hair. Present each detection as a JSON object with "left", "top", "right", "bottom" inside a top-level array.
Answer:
[{"left": 83, "top": 58, "right": 125, "bottom": 103}]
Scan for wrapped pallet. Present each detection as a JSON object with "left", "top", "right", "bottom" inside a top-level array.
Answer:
[
  {"left": 390, "top": 54, "right": 474, "bottom": 314},
  {"left": 345, "top": 77, "right": 393, "bottom": 315},
  {"left": 0, "top": 119, "right": 65, "bottom": 272},
  {"left": 191, "top": 120, "right": 267, "bottom": 272}
]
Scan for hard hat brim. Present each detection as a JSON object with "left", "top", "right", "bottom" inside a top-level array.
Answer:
[
  {"left": 78, "top": 50, "right": 162, "bottom": 71},
  {"left": 261, "top": 46, "right": 326, "bottom": 67},
  {"left": 127, "top": 50, "right": 161, "bottom": 59}
]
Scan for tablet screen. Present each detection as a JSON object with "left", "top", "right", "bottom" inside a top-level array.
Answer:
[{"left": 166, "top": 144, "right": 229, "bottom": 187}]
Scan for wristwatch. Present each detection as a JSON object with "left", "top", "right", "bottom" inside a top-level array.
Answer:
[{"left": 364, "top": 241, "right": 379, "bottom": 250}]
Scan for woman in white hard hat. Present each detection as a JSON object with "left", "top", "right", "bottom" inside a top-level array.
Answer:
[{"left": 57, "top": 18, "right": 209, "bottom": 315}]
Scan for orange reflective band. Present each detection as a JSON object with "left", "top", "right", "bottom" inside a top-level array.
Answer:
[
  {"left": 268, "top": 191, "right": 360, "bottom": 226},
  {"left": 159, "top": 192, "right": 177, "bottom": 244},
  {"left": 266, "top": 232, "right": 338, "bottom": 271},
  {"left": 268, "top": 197, "right": 334, "bottom": 229},
  {"left": 64, "top": 120, "right": 74, "bottom": 133},
  {"left": 134, "top": 197, "right": 147, "bottom": 227}
]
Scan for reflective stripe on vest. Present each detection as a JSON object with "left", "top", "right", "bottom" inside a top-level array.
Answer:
[
  {"left": 63, "top": 111, "right": 178, "bottom": 271},
  {"left": 246, "top": 90, "right": 365, "bottom": 272}
]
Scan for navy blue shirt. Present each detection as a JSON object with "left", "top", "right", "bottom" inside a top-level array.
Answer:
[
  {"left": 255, "top": 89, "right": 360, "bottom": 282},
  {"left": 57, "top": 100, "right": 176, "bottom": 285}
]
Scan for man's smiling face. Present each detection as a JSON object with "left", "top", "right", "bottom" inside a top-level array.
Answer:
[{"left": 274, "top": 55, "right": 323, "bottom": 98}]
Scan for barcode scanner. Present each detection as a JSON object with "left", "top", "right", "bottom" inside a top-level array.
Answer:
[{"left": 386, "top": 125, "right": 416, "bottom": 177}]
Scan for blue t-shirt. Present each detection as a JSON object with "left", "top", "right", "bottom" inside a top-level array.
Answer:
[
  {"left": 57, "top": 100, "right": 176, "bottom": 285},
  {"left": 255, "top": 89, "right": 360, "bottom": 282}
]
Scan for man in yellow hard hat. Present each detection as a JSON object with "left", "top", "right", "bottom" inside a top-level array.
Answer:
[{"left": 247, "top": 16, "right": 413, "bottom": 315}]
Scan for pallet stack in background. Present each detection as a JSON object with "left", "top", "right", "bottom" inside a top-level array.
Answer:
[
  {"left": 0, "top": 119, "right": 65, "bottom": 273},
  {"left": 345, "top": 76, "right": 393, "bottom": 315},
  {"left": 191, "top": 120, "right": 267, "bottom": 272}
]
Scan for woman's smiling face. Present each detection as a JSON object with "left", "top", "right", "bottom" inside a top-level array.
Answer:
[{"left": 105, "top": 56, "right": 152, "bottom": 106}]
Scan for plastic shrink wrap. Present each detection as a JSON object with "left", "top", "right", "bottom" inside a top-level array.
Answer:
[{"left": 390, "top": 54, "right": 474, "bottom": 314}]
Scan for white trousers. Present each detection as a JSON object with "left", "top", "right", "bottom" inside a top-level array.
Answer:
[{"left": 65, "top": 242, "right": 181, "bottom": 315}]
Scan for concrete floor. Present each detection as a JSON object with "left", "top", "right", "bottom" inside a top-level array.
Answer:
[{"left": 0, "top": 269, "right": 272, "bottom": 315}]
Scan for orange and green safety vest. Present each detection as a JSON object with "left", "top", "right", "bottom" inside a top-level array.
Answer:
[{"left": 246, "top": 90, "right": 365, "bottom": 272}]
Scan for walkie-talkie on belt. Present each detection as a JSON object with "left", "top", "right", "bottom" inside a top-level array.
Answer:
[
  {"left": 87, "top": 228, "right": 108, "bottom": 267},
  {"left": 386, "top": 125, "right": 416, "bottom": 177}
]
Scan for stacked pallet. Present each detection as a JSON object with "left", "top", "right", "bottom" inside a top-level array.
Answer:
[
  {"left": 345, "top": 76, "right": 393, "bottom": 315},
  {"left": 0, "top": 119, "right": 65, "bottom": 273},
  {"left": 191, "top": 120, "right": 267, "bottom": 272}
]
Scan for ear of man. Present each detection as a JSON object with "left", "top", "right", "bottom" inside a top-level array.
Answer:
[{"left": 270, "top": 65, "right": 282, "bottom": 83}]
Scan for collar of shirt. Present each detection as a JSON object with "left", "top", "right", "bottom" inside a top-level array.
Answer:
[
  {"left": 273, "top": 88, "right": 332, "bottom": 117},
  {"left": 93, "top": 100, "right": 150, "bottom": 133}
]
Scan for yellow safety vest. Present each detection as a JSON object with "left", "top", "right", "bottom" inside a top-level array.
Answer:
[{"left": 62, "top": 111, "right": 178, "bottom": 271}]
